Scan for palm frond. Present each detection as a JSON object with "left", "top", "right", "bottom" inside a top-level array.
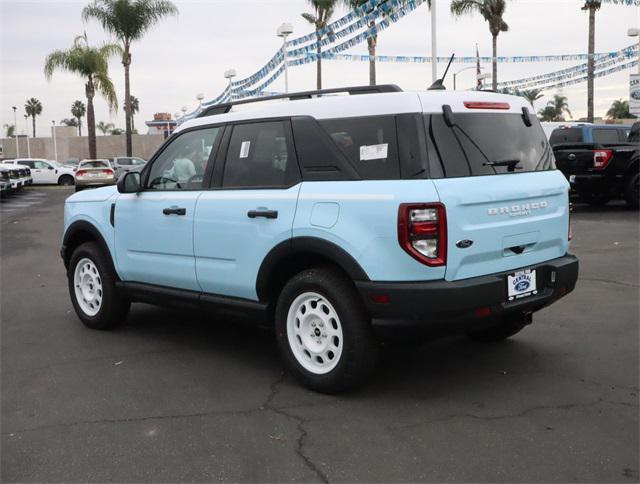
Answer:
[{"left": 301, "top": 12, "right": 317, "bottom": 24}]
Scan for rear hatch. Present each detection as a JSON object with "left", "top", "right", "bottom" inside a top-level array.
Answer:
[{"left": 423, "top": 105, "right": 570, "bottom": 282}]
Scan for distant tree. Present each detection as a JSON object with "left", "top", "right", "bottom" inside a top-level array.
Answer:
[
  {"left": 4, "top": 125, "right": 15, "bottom": 137},
  {"left": 537, "top": 106, "right": 558, "bottom": 122},
  {"left": 302, "top": 0, "right": 339, "bottom": 89},
  {"left": 520, "top": 88, "right": 544, "bottom": 107},
  {"left": 97, "top": 121, "right": 114, "bottom": 135},
  {"left": 24, "top": 98, "right": 43, "bottom": 137},
  {"left": 82, "top": 0, "right": 178, "bottom": 156},
  {"left": 110, "top": 127, "right": 125, "bottom": 135},
  {"left": 71, "top": 100, "right": 86, "bottom": 136},
  {"left": 582, "top": 0, "right": 601, "bottom": 122},
  {"left": 128, "top": 95, "right": 140, "bottom": 131},
  {"left": 606, "top": 99, "right": 635, "bottom": 119},
  {"left": 549, "top": 94, "right": 572, "bottom": 120},
  {"left": 61, "top": 118, "right": 79, "bottom": 127}
]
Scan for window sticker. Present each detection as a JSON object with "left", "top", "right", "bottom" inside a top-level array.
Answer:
[
  {"left": 359, "top": 143, "right": 388, "bottom": 161},
  {"left": 239, "top": 141, "right": 251, "bottom": 158}
]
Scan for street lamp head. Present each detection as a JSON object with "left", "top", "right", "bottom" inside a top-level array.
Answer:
[
  {"left": 12, "top": 106, "right": 16, "bottom": 112},
  {"left": 277, "top": 22, "right": 294, "bottom": 37},
  {"left": 628, "top": 28, "right": 640, "bottom": 37},
  {"left": 224, "top": 68, "right": 237, "bottom": 79},
  {"left": 196, "top": 93, "right": 205, "bottom": 101},
  {"left": 181, "top": 106, "right": 188, "bottom": 114}
]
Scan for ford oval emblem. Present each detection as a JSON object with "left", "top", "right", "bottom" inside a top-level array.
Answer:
[
  {"left": 515, "top": 280, "right": 530, "bottom": 292},
  {"left": 456, "top": 239, "right": 474, "bottom": 249}
]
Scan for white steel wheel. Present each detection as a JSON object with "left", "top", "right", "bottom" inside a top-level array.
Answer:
[
  {"left": 286, "top": 291, "right": 344, "bottom": 375},
  {"left": 73, "top": 257, "right": 103, "bottom": 317}
]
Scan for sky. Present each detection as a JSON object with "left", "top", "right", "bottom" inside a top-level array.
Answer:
[{"left": 0, "top": 0, "right": 638, "bottom": 139}]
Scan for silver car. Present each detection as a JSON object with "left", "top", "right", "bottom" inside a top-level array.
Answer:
[
  {"left": 111, "top": 156, "right": 147, "bottom": 177},
  {"left": 75, "top": 159, "right": 116, "bottom": 191}
]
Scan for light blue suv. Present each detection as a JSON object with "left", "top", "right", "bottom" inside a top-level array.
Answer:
[{"left": 62, "top": 85, "right": 579, "bottom": 393}]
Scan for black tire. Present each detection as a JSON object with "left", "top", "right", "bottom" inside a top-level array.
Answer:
[
  {"left": 579, "top": 190, "right": 610, "bottom": 207},
  {"left": 68, "top": 242, "right": 130, "bottom": 330},
  {"left": 624, "top": 173, "right": 639, "bottom": 209},
  {"left": 274, "top": 268, "right": 379, "bottom": 394},
  {"left": 58, "top": 174, "right": 75, "bottom": 186},
  {"left": 468, "top": 313, "right": 530, "bottom": 342}
]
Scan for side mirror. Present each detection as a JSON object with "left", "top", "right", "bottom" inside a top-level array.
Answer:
[
  {"left": 48, "top": 166, "right": 54, "bottom": 170},
  {"left": 117, "top": 171, "right": 141, "bottom": 193}
]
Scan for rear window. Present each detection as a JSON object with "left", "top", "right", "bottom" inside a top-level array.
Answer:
[
  {"left": 425, "top": 113, "right": 555, "bottom": 178},
  {"left": 80, "top": 161, "right": 109, "bottom": 168},
  {"left": 592, "top": 128, "right": 622, "bottom": 144},
  {"left": 318, "top": 115, "right": 400, "bottom": 180},
  {"left": 550, "top": 128, "right": 583, "bottom": 145}
]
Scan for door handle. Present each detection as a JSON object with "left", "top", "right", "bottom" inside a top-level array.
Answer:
[
  {"left": 247, "top": 209, "right": 278, "bottom": 219},
  {"left": 163, "top": 206, "right": 186, "bottom": 216}
]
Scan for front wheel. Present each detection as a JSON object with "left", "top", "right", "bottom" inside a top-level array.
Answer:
[
  {"left": 275, "top": 268, "right": 379, "bottom": 393},
  {"left": 68, "top": 242, "right": 130, "bottom": 330}
]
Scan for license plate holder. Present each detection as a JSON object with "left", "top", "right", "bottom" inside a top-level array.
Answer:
[{"left": 507, "top": 269, "right": 537, "bottom": 301}]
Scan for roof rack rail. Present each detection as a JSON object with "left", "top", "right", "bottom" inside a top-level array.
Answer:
[{"left": 196, "top": 84, "right": 403, "bottom": 118}]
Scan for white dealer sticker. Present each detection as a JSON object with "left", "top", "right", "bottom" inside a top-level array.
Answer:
[
  {"left": 239, "top": 141, "right": 251, "bottom": 158},
  {"left": 359, "top": 143, "right": 388, "bottom": 161}
]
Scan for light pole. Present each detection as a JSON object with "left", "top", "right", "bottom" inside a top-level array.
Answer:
[
  {"left": 51, "top": 120, "right": 58, "bottom": 162},
  {"left": 196, "top": 93, "right": 205, "bottom": 109},
  {"left": 430, "top": 0, "right": 437, "bottom": 83},
  {"left": 23, "top": 114, "right": 31, "bottom": 157},
  {"left": 224, "top": 69, "right": 237, "bottom": 101},
  {"left": 453, "top": 66, "right": 477, "bottom": 90},
  {"left": 629, "top": 28, "right": 640, "bottom": 75},
  {"left": 277, "top": 23, "right": 294, "bottom": 93},
  {"left": 477, "top": 72, "right": 491, "bottom": 91},
  {"left": 12, "top": 106, "right": 19, "bottom": 157}
]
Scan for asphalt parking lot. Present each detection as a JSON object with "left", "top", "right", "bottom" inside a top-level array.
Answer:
[{"left": 1, "top": 186, "right": 638, "bottom": 482}]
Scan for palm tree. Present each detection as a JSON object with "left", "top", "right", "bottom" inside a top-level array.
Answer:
[
  {"left": 97, "top": 121, "right": 115, "bottom": 135},
  {"left": 539, "top": 94, "right": 572, "bottom": 122},
  {"left": 24, "top": 98, "right": 43, "bottom": 137},
  {"left": 4, "top": 125, "right": 15, "bottom": 137},
  {"left": 71, "top": 100, "right": 86, "bottom": 136},
  {"left": 343, "top": 1, "right": 429, "bottom": 86},
  {"left": 302, "top": 0, "right": 338, "bottom": 90},
  {"left": 61, "top": 118, "right": 79, "bottom": 128},
  {"left": 128, "top": 95, "right": 140, "bottom": 132},
  {"left": 82, "top": 0, "right": 178, "bottom": 157},
  {"left": 111, "top": 127, "right": 125, "bottom": 135},
  {"left": 44, "top": 34, "right": 120, "bottom": 159},
  {"left": 606, "top": 99, "right": 635, "bottom": 119},
  {"left": 582, "top": 0, "right": 601, "bottom": 123},
  {"left": 450, "top": 0, "right": 508, "bottom": 91},
  {"left": 520, "top": 88, "right": 544, "bottom": 107}
]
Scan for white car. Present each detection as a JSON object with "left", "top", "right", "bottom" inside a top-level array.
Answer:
[{"left": 8, "top": 158, "right": 76, "bottom": 185}]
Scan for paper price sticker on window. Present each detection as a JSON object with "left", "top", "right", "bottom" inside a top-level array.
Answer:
[
  {"left": 239, "top": 141, "right": 251, "bottom": 159},
  {"left": 359, "top": 143, "right": 388, "bottom": 161}
]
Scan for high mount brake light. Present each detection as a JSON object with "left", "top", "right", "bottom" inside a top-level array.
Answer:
[
  {"left": 398, "top": 203, "right": 447, "bottom": 267},
  {"left": 463, "top": 101, "right": 510, "bottom": 110},
  {"left": 593, "top": 150, "right": 613, "bottom": 170}
]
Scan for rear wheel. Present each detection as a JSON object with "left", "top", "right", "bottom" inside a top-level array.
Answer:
[
  {"left": 468, "top": 313, "right": 530, "bottom": 342},
  {"left": 275, "top": 268, "right": 379, "bottom": 393},
  {"left": 624, "top": 173, "right": 639, "bottom": 209},
  {"left": 68, "top": 242, "right": 129, "bottom": 330},
  {"left": 58, "top": 174, "right": 74, "bottom": 186}
]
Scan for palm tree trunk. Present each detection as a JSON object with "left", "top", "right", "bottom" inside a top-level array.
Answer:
[
  {"left": 492, "top": 34, "right": 498, "bottom": 91},
  {"left": 77, "top": 118, "right": 82, "bottom": 137},
  {"left": 368, "top": 21, "right": 377, "bottom": 86},
  {"left": 32, "top": 116, "right": 36, "bottom": 138},
  {"left": 587, "top": 6, "right": 595, "bottom": 123},
  {"left": 123, "top": 47, "right": 133, "bottom": 157},
  {"left": 86, "top": 80, "right": 97, "bottom": 159},
  {"left": 316, "top": 32, "right": 322, "bottom": 90}
]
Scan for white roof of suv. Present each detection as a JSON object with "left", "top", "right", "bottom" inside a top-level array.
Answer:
[{"left": 178, "top": 89, "right": 532, "bottom": 134}]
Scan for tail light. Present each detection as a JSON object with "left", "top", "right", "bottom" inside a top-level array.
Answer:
[
  {"left": 75, "top": 170, "right": 87, "bottom": 177},
  {"left": 593, "top": 150, "right": 613, "bottom": 170},
  {"left": 398, "top": 203, "right": 447, "bottom": 266},
  {"left": 102, "top": 169, "right": 114, "bottom": 176}
]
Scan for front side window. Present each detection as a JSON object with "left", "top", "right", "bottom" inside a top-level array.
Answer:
[
  {"left": 222, "top": 121, "right": 298, "bottom": 188},
  {"left": 146, "top": 126, "right": 221, "bottom": 190},
  {"left": 318, "top": 115, "right": 400, "bottom": 180},
  {"left": 33, "top": 161, "right": 49, "bottom": 169}
]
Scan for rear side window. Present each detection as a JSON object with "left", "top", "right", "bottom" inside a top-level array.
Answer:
[
  {"left": 592, "top": 128, "right": 622, "bottom": 144},
  {"left": 222, "top": 121, "right": 299, "bottom": 188},
  {"left": 425, "top": 113, "right": 555, "bottom": 178},
  {"left": 550, "top": 128, "right": 583, "bottom": 145},
  {"left": 318, "top": 115, "right": 400, "bottom": 180}
]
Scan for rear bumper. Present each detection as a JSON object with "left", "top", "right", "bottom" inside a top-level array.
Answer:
[{"left": 356, "top": 255, "right": 578, "bottom": 329}]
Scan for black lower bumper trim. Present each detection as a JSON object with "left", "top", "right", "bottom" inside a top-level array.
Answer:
[{"left": 356, "top": 255, "right": 578, "bottom": 328}]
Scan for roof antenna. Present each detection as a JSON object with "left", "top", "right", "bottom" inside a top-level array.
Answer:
[{"left": 428, "top": 53, "right": 455, "bottom": 91}]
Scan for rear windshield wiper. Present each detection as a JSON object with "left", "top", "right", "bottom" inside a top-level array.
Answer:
[{"left": 483, "top": 159, "right": 522, "bottom": 171}]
